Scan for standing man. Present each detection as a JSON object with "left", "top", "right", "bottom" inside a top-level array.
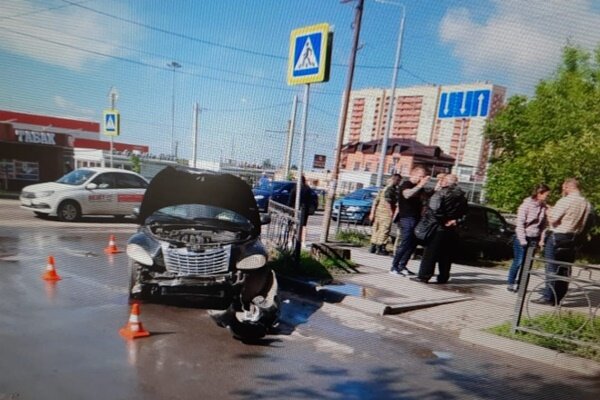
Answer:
[
  {"left": 412, "top": 174, "right": 468, "bottom": 283},
  {"left": 532, "top": 178, "right": 592, "bottom": 305},
  {"left": 369, "top": 174, "right": 401, "bottom": 255},
  {"left": 390, "top": 166, "right": 430, "bottom": 275}
]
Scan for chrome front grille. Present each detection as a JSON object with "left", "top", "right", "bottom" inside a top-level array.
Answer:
[{"left": 161, "top": 243, "right": 231, "bottom": 276}]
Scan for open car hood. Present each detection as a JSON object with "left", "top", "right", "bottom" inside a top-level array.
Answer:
[{"left": 139, "top": 167, "right": 261, "bottom": 237}]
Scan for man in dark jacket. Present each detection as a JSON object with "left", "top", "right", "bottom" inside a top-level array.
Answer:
[
  {"left": 390, "top": 166, "right": 429, "bottom": 275},
  {"left": 412, "top": 174, "right": 468, "bottom": 283}
]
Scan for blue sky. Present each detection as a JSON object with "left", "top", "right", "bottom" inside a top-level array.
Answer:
[{"left": 2, "top": 0, "right": 600, "bottom": 169}]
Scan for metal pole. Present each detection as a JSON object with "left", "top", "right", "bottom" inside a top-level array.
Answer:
[
  {"left": 110, "top": 92, "right": 116, "bottom": 168},
  {"left": 295, "top": 84, "right": 310, "bottom": 223},
  {"left": 512, "top": 245, "right": 536, "bottom": 334},
  {"left": 167, "top": 61, "right": 181, "bottom": 157},
  {"left": 284, "top": 95, "right": 298, "bottom": 180},
  {"left": 375, "top": 4, "right": 405, "bottom": 187},
  {"left": 192, "top": 102, "right": 199, "bottom": 169},
  {"left": 320, "top": 0, "right": 365, "bottom": 243},
  {"left": 454, "top": 118, "right": 466, "bottom": 174}
]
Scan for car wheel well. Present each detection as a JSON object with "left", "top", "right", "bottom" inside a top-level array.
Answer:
[{"left": 57, "top": 199, "right": 81, "bottom": 222}]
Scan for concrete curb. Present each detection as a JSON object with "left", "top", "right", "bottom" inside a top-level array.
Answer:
[
  {"left": 277, "top": 273, "right": 469, "bottom": 317},
  {"left": 459, "top": 328, "right": 600, "bottom": 376}
]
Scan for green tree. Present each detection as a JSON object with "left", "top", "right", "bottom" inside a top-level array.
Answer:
[
  {"left": 485, "top": 45, "right": 600, "bottom": 212},
  {"left": 130, "top": 154, "right": 141, "bottom": 173}
]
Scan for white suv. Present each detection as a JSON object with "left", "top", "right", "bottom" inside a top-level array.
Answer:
[{"left": 20, "top": 168, "right": 148, "bottom": 222}]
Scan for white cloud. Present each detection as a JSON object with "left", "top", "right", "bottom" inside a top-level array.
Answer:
[
  {"left": 53, "top": 95, "right": 95, "bottom": 117},
  {"left": 440, "top": 0, "right": 600, "bottom": 93},
  {"left": 0, "top": 0, "right": 138, "bottom": 70}
]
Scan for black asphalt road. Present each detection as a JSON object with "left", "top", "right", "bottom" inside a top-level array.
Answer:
[{"left": 1, "top": 200, "right": 599, "bottom": 399}]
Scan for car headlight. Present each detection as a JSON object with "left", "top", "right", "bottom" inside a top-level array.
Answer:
[
  {"left": 127, "top": 243, "right": 153, "bottom": 266},
  {"left": 254, "top": 195, "right": 265, "bottom": 201},
  {"left": 35, "top": 191, "right": 54, "bottom": 198},
  {"left": 237, "top": 254, "right": 267, "bottom": 270}
]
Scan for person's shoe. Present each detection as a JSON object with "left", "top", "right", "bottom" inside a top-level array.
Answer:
[
  {"left": 369, "top": 244, "right": 377, "bottom": 254},
  {"left": 376, "top": 246, "right": 389, "bottom": 256},
  {"left": 389, "top": 269, "right": 401, "bottom": 276},
  {"left": 410, "top": 276, "right": 429, "bottom": 284},
  {"left": 402, "top": 268, "right": 416, "bottom": 276},
  {"left": 399, "top": 269, "right": 409, "bottom": 277},
  {"left": 506, "top": 284, "right": 517, "bottom": 292},
  {"left": 531, "top": 297, "right": 555, "bottom": 306}
]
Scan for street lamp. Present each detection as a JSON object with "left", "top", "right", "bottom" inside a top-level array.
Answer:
[
  {"left": 375, "top": 0, "right": 405, "bottom": 187},
  {"left": 167, "top": 61, "right": 182, "bottom": 157}
]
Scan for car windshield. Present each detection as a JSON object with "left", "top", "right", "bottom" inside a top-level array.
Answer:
[
  {"left": 346, "top": 189, "right": 377, "bottom": 200},
  {"left": 258, "top": 181, "right": 289, "bottom": 192},
  {"left": 56, "top": 169, "right": 96, "bottom": 186},
  {"left": 153, "top": 204, "right": 253, "bottom": 228}
]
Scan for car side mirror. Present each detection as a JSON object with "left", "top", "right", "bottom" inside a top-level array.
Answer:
[
  {"left": 132, "top": 207, "right": 140, "bottom": 218},
  {"left": 260, "top": 213, "right": 271, "bottom": 225},
  {"left": 85, "top": 183, "right": 97, "bottom": 190}
]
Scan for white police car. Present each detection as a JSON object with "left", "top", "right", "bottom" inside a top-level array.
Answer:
[{"left": 20, "top": 168, "right": 148, "bottom": 222}]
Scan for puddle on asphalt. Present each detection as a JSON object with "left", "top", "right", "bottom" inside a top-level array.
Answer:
[
  {"left": 319, "top": 282, "right": 388, "bottom": 300},
  {"left": 0, "top": 236, "right": 19, "bottom": 259},
  {"left": 435, "top": 285, "right": 473, "bottom": 294}
]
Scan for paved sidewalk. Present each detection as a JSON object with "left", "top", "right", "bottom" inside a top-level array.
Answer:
[{"left": 303, "top": 244, "right": 600, "bottom": 376}]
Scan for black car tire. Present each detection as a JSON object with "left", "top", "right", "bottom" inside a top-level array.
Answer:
[{"left": 57, "top": 200, "right": 81, "bottom": 222}]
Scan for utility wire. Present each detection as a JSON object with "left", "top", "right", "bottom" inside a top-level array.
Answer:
[
  {"left": 59, "top": 0, "right": 433, "bottom": 82},
  {"left": 0, "top": 0, "right": 90, "bottom": 21}
]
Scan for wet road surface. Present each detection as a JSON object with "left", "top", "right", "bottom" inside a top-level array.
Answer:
[{"left": 1, "top": 200, "right": 599, "bottom": 399}]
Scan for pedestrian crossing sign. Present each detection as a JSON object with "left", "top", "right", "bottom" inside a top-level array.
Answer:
[
  {"left": 288, "top": 23, "right": 332, "bottom": 85},
  {"left": 103, "top": 110, "right": 120, "bottom": 136}
]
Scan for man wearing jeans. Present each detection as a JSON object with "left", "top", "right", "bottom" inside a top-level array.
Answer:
[
  {"left": 390, "top": 166, "right": 429, "bottom": 276},
  {"left": 532, "top": 178, "right": 591, "bottom": 305}
]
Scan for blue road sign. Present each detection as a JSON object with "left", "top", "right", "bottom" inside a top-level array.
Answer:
[
  {"left": 103, "top": 110, "right": 120, "bottom": 136},
  {"left": 287, "top": 23, "right": 330, "bottom": 85},
  {"left": 438, "top": 89, "right": 491, "bottom": 119}
]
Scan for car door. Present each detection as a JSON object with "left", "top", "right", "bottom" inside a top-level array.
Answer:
[
  {"left": 458, "top": 206, "right": 488, "bottom": 258},
  {"left": 114, "top": 172, "right": 148, "bottom": 215},
  {"left": 485, "top": 208, "right": 512, "bottom": 258},
  {"left": 85, "top": 172, "right": 118, "bottom": 214}
]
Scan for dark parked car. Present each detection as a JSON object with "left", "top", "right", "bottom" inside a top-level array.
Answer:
[
  {"left": 126, "top": 167, "right": 279, "bottom": 339},
  {"left": 390, "top": 203, "right": 514, "bottom": 261},
  {"left": 253, "top": 180, "right": 318, "bottom": 214},
  {"left": 332, "top": 187, "right": 379, "bottom": 225},
  {"left": 457, "top": 203, "right": 514, "bottom": 260}
]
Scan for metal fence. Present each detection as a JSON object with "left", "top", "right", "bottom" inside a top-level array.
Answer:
[
  {"left": 261, "top": 200, "right": 300, "bottom": 256},
  {"left": 512, "top": 246, "right": 600, "bottom": 351}
]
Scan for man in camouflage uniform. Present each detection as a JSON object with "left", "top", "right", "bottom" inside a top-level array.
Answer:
[{"left": 369, "top": 174, "right": 401, "bottom": 255}]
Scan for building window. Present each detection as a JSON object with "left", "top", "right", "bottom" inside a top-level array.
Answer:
[
  {"left": 365, "top": 162, "right": 372, "bottom": 172},
  {"left": 353, "top": 162, "right": 361, "bottom": 171}
]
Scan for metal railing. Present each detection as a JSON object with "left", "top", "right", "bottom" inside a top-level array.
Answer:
[
  {"left": 262, "top": 200, "right": 300, "bottom": 258},
  {"left": 512, "top": 246, "right": 600, "bottom": 351}
]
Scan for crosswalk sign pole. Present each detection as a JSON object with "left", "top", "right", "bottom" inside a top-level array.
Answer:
[{"left": 294, "top": 83, "right": 310, "bottom": 254}]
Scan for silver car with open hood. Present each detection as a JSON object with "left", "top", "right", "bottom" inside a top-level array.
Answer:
[{"left": 127, "top": 166, "right": 278, "bottom": 339}]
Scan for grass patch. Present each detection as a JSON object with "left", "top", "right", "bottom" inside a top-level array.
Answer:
[
  {"left": 267, "top": 249, "right": 359, "bottom": 284},
  {"left": 335, "top": 229, "right": 370, "bottom": 247},
  {"left": 487, "top": 311, "right": 600, "bottom": 362}
]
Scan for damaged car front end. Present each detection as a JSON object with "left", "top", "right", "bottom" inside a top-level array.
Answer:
[{"left": 126, "top": 167, "right": 278, "bottom": 339}]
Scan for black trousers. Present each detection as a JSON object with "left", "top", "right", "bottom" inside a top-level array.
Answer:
[{"left": 418, "top": 228, "right": 458, "bottom": 283}]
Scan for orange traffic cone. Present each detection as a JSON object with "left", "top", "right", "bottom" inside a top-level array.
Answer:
[
  {"left": 42, "top": 256, "right": 62, "bottom": 281},
  {"left": 119, "top": 303, "right": 150, "bottom": 339},
  {"left": 104, "top": 234, "right": 121, "bottom": 254}
]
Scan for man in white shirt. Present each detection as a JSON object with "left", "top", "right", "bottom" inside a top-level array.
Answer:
[{"left": 532, "top": 178, "right": 591, "bottom": 305}]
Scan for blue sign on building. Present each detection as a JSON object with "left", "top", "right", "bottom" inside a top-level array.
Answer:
[{"left": 438, "top": 89, "right": 491, "bottom": 119}]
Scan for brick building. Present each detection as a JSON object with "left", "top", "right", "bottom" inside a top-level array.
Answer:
[{"left": 342, "top": 83, "right": 506, "bottom": 182}]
